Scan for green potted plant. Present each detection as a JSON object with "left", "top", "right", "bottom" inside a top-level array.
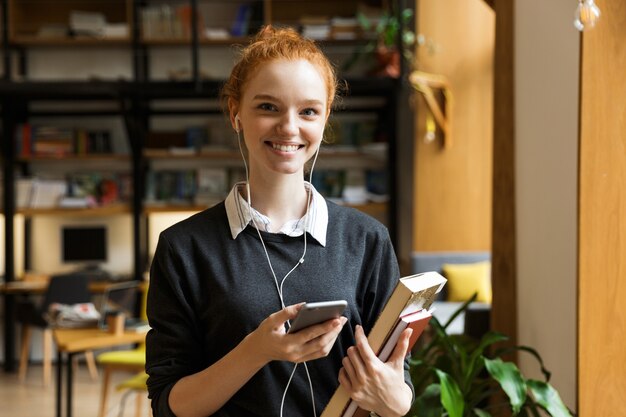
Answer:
[
  {"left": 409, "top": 296, "right": 574, "bottom": 417},
  {"left": 343, "top": 7, "right": 416, "bottom": 78}
]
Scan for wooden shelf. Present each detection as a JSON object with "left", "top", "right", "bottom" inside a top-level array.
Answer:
[
  {"left": 18, "top": 154, "right": 130, "bottom": 162},
  {"left": 17, "top": 204, "right": 131, "bottom": 217},
  {"left": 10, "top": 36, "right": 131, "bottom": 47},
  {"left": 142, "top": 37, "right": 250, "bottom": 46},
  {"left": 0, "top": 78, "right": 393, "bottom": 100},
  {"left": 144, "top": 148, "right": 240, "bottom": 159}
]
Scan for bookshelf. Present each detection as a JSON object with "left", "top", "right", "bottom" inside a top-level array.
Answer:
[{"left": 0, "top": 0, "right": 416, "bottom": 372}]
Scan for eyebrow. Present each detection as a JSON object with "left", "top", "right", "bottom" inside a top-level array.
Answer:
[{"left": 252, "top": 94, "right": 324, "bottom": 106}]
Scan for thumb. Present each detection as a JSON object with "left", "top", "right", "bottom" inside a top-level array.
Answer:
[
  {"left": 269, "top": 302, "right": 304, "bottom": 326},
  {"left": 388, "top": 328, "right": 413, "bottom": 368}
]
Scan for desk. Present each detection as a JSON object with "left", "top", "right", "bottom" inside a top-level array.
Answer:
[
  {"left": 0, "top": 280, "right": 119, "bottom": 295},
  {"left": 0, "top": 280, "right": 144, "bottom": 372},
  {"left": 53, "top": 328, "right": 146, "bottom": 417}
]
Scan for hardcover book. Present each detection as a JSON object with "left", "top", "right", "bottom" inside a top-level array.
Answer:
[
  {"left": 342, "top": 309, "right": 433, "bottom": 417},
  {"left": 321, "top": 271, "right": 446, "bottom": 417}
]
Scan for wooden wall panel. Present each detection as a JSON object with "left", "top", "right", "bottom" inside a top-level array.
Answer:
[
  {"left": 413, "top": 0, "right": 494, "bottom": 251},
  {"left": 578, "top": 1, "right": 626, "bottom": 415}
]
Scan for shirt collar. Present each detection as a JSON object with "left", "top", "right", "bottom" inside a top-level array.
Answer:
[{"left": 225, "top": 181, "right": 328, "bottom": 247}]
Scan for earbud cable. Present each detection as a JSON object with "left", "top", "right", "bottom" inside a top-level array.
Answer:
[{"left": 237, "top": 129, "right": 321, "bottom": 417}]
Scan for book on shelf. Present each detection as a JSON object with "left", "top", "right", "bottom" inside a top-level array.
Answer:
[
  {"left": 15, "top": 123, "right": 114, "bottom": 157},
  {"left": 29, "top": 179, "right": 68, "bottom": 208},
  {"left": 321, "top": 271, "right": 447, "bottom": 417},
  {"left": 195, "top": 168, "right": 228, "bottom": 206},
  {"left": 145, "top": 170, "right": 197, "bottom": 205},
  {"left": 177, "top": 5, "right": 205, "bottom": 39},
  {"left": 16, "top": 178, "right": 34, "bottom": 208},
  {"left": 228, "top": 1, "right": 263, "bottom": 37},
  {"left": 69, "top": 11, "right": 106, "bottom": 37}
]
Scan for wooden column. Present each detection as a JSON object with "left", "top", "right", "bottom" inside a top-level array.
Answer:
[
  {"left": 578, "top": 1, "right": 626, "bottom": 415},
  {"left": 491, "top": 0, "right": 517, "bottom": 349}
]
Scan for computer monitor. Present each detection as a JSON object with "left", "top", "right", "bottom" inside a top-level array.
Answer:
[{"left": 61, "top": 226, "right": 108, "bottom": 267}]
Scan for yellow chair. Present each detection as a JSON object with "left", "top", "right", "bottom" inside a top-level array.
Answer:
[
  {"left": 115, "top": 372, "right": 150, "bottom": 417},
  {"left": 97, "top": 283, "right": 148, "bottom": 417}
]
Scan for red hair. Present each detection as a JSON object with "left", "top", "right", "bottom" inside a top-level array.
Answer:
[{"left": 221, "top": 26, "right": 338, "bottom": 113}]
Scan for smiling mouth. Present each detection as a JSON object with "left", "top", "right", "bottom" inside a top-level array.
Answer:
[{"left": 268, "top": 142, "right": 304, "bottom": 152}]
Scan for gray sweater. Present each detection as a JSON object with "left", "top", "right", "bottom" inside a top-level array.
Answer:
[{"left": 146, "top": 201, "right": 412, "bottom": 417}]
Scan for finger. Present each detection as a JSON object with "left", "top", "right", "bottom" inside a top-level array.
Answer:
[
  {"left": 388, "top": 328, "right": 413, "bottom": 368},
  {"left": 338, "top": 367, "right": 353, "bottom": 391},
  {"left": 270, "top": 303, "right": 304, "bottom": 327},
  {"left": 354, "top": 325, "right": 378, "bottom": 371},
  {"left": 346, "top": 346, "right": 367, "bottom": 383},
  {"left": 293, "top": 316, "right": 345, "bottom": 342},
  {"left": 292, "top": 318, "right": 347, "bottom": 361},
  {"left": 303, "top": 318, "right": 346, "bottom": 349},
  {"left": 341, "top": 350, "right": 358, "bottom": 383}
]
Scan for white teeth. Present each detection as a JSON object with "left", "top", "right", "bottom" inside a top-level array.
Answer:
[{"left": 272, "top": 143, "right": 299, "bottom": 152}]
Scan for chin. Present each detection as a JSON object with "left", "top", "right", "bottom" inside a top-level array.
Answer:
[{"left": 272, "top": 167, "right": 304, "bottom": 176}]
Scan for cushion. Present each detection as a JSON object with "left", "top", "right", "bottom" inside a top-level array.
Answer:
[{"left": 442, "top": 261, "right": 492, "bottom": 303}]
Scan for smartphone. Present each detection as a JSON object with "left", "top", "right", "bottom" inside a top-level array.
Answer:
[{"left": 288, "top": 300, "right": 348, "bottom": 333}]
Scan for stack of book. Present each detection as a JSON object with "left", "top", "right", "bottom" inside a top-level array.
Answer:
[{"left": 321, "top": 271, "right": 447, "bottom": 417}]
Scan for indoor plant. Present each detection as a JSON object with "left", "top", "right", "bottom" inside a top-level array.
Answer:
[
  {"left": 343, "top": 7, "right": 416, "bottom": 77},
  {"left": 409, "top": 296, "right": 574, "bottom": 417}
]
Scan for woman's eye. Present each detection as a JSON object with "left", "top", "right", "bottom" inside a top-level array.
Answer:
[
  {"left": 301, "top": 108, "right": 319, "bottom": 116},
  {"left": 258, "top": 103, "right": 276, "bottom": 111}
]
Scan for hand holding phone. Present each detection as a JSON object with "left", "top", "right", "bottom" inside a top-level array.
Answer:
[{"left": 288, "top": 300, "right": 348, "bottom": 333}]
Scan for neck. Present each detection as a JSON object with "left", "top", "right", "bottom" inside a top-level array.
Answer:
[{"left": 246, "top": 173, "right": 309, "bottom": 231}]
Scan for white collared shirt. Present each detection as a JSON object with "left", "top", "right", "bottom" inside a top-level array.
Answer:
[{"left": 225, "top": 181, "right": 328, "bottom": 247}]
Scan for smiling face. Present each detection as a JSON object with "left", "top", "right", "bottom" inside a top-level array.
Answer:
[{"left": 231, "top": 59, "right": 328, "bottom": 181}]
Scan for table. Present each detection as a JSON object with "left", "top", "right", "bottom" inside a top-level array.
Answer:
[
  {"left": 53, "top": 328, "right": 147, "bottom": 417},
  {"left": 0, "top": 280, "right": 117, "bottom": 295},
  {"left": 0, "top": 279, "right": 143, "bottom": 372}
]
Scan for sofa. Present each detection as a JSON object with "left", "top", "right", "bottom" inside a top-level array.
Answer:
[{"left": 411, "top": 251, "right": 491, "bottom": 336}]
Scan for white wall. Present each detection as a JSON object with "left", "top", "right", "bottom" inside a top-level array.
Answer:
[
  {"left": 30, "top": 215, "right": 133, "bottom": 275},
  {"left": 515, "top": 0, "right": 579, "bottom": 410},
  {"left": 148, "top": 212, "right": 197, "bottom": 257},
  {"left": 0, "top": 214, "right": 26, "bottom": 277}
]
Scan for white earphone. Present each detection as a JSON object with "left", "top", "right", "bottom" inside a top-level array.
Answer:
[{"left": 233, "top": 112, "right": 321, "bottom": 417}]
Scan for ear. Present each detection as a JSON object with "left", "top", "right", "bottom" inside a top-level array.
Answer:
[{"left": 228, "top": 99, "right": 240, "bottom": 132}]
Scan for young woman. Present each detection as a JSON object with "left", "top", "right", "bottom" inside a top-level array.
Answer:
[{"left": 146, "top": 26, "right": 413, "bottom": 417}]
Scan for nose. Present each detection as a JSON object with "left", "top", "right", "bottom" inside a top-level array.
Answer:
[{"left": 277, "top": 111, "right": 298, "bottom": 137}]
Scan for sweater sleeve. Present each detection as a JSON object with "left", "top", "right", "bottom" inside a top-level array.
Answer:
[{"left": 145, "top": 234, "right": 204, "bottom": 417}]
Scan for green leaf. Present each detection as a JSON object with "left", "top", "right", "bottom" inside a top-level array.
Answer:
[
  {"left": 435, "top": 369, "right": 465, "bottom": 417},
  {"left": 465, "top": 332, "right": 509, "bottom": 383},
  {"left": 473, "top": 409, "right": 492, "bottom": 417},
  {"left": 494, "top": 345, "right": 552, "bottom": 381},
  {"left": 483, "top": 358, "right": 527, "bottom": 414},
  {"left": 356, "top": 12, "right": 372, "bottom": 31},
  {"left": 412, "top": 383, "right": 444, "bottom": 417},
  {"left": 527, "top": 379, "right": 572, "bottom": 417},
  {"left": 401, "top": 8, "right": 414, "bottom": 22}
]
